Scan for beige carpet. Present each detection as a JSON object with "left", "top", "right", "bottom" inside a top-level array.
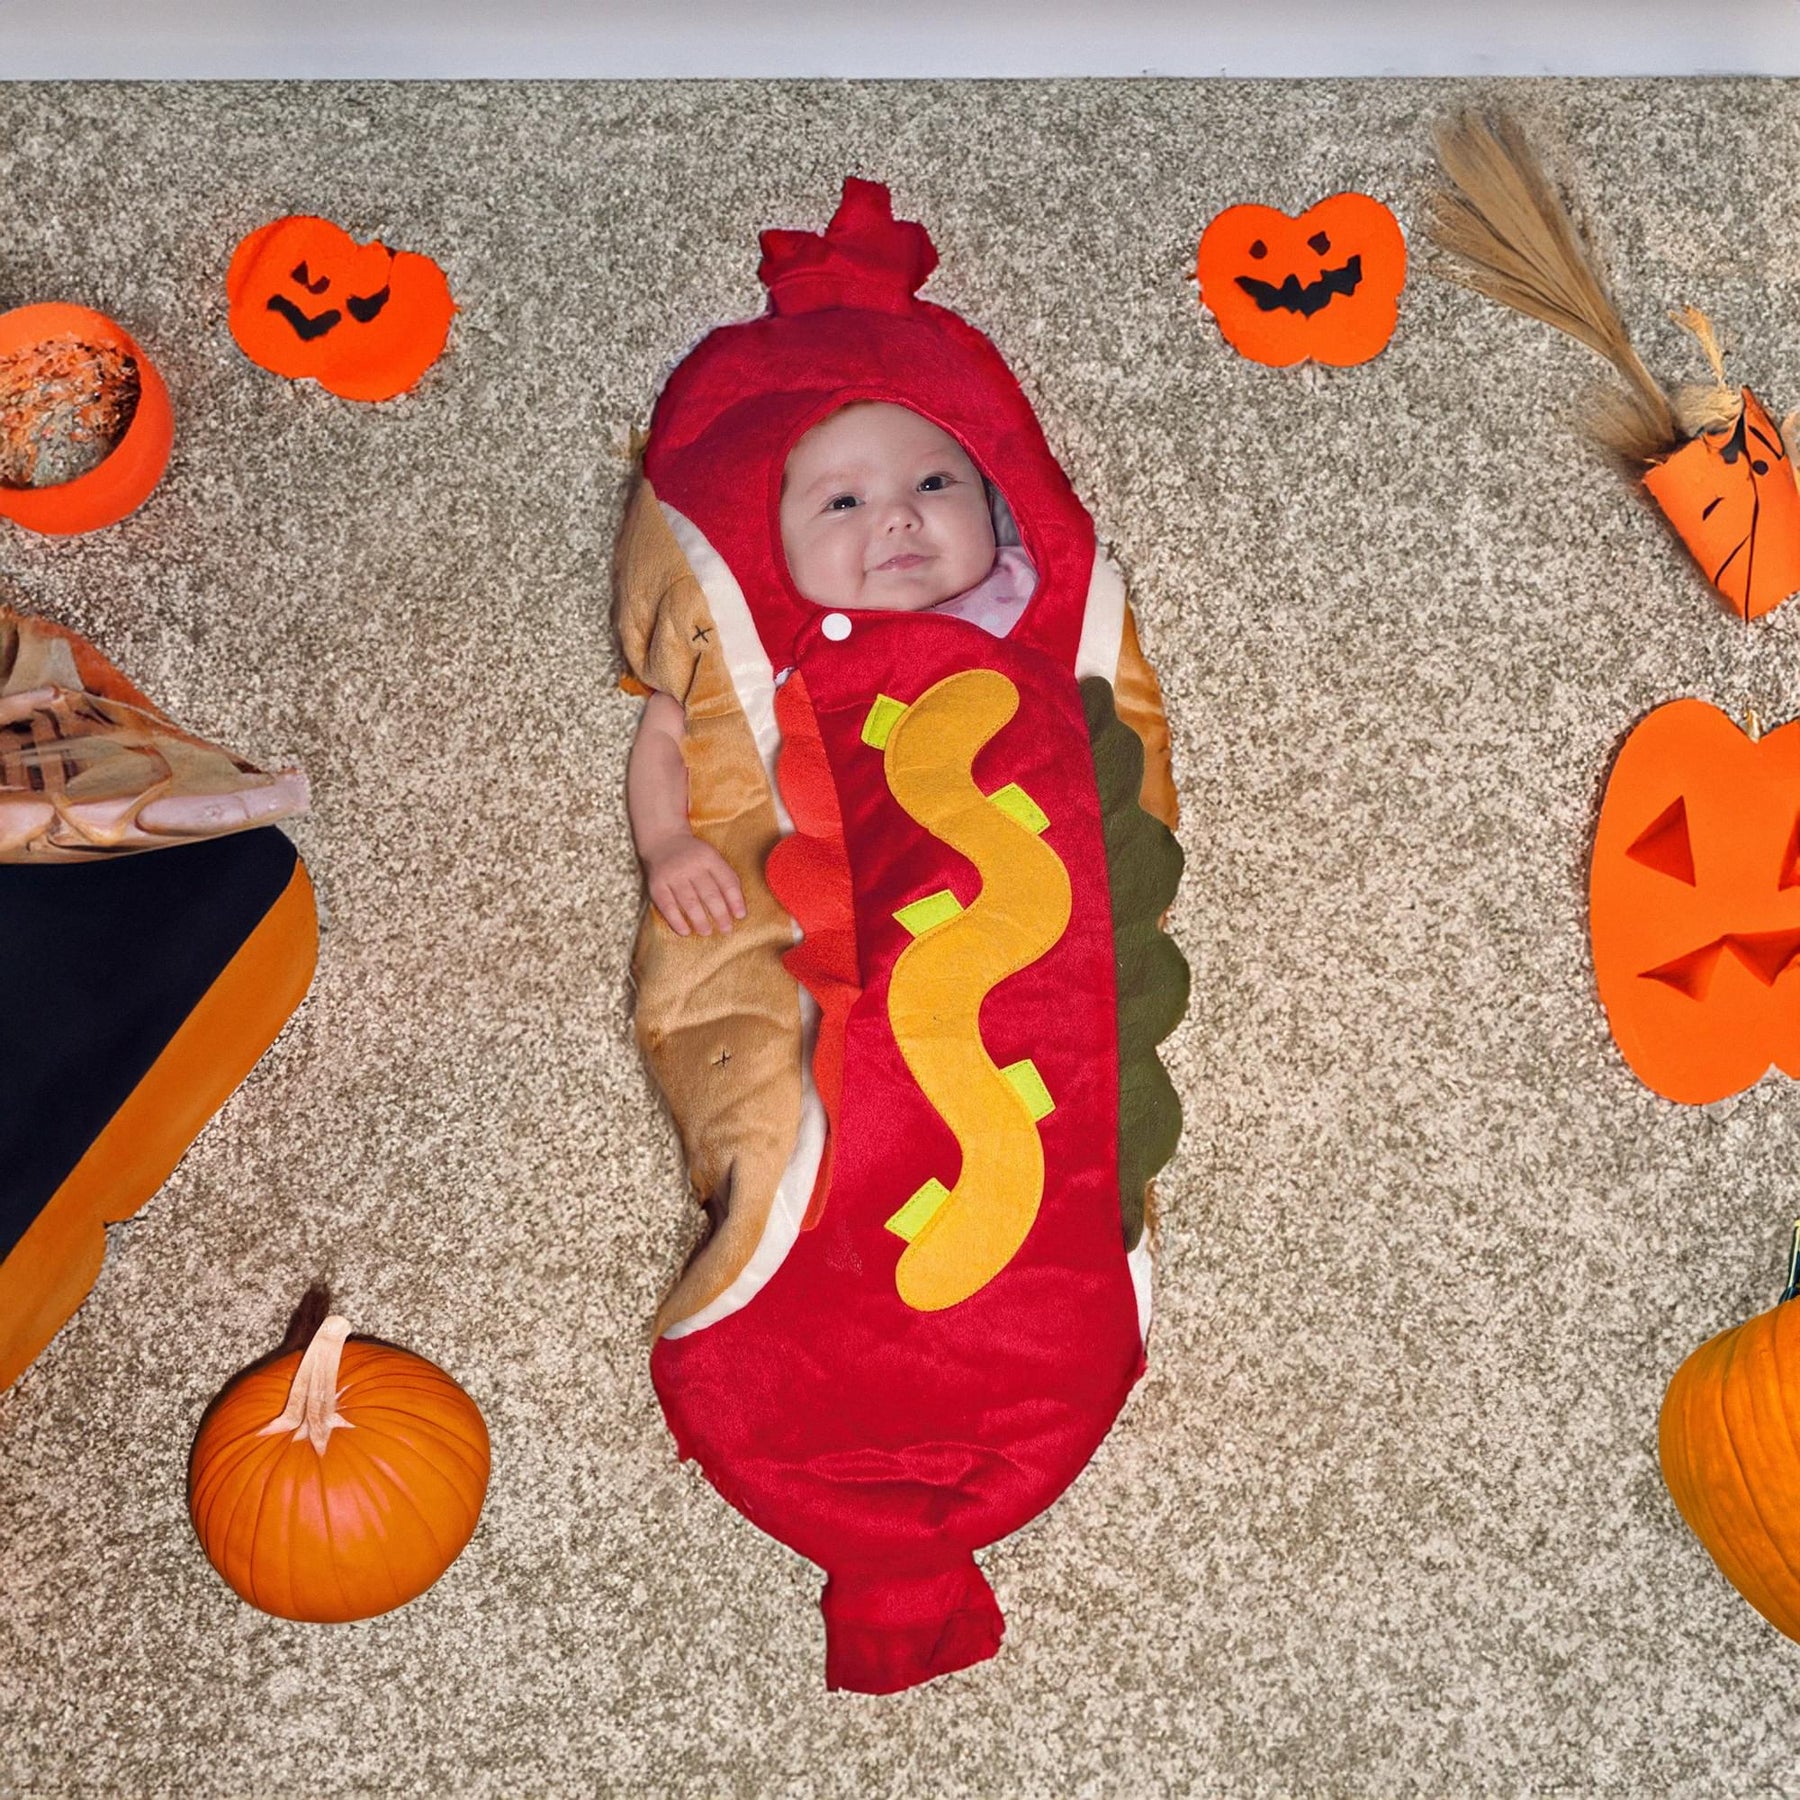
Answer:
[{"left": 4, "top": 77, "right": 1800, "bottom": 1796}]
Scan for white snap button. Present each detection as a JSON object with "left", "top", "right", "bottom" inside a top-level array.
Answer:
[{"left": 821, "top": 612, "right": 852, "bottom": 642}]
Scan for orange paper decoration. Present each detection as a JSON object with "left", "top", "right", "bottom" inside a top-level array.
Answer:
[
  {"left": 227, "top": 215, "right": 455, "bottom": 402},
  {"left": 1660, "top": 1221, "right": 1800, "bottom": 1645},
  {"left": 0, "top": 302, "right": 173, "bottom": 536},
  {"left": 1590, "top": 698, "right": 1800, "bottom": 1103},
  {"left": 1195, "top": 194, "right": 1406, "bottom": 368},
  {"left": 189, "top": 1290, "right": 490, "bottom": 1622},
  {"left": 1642, "top": 388, "right": 1800, "bottom": 622}
]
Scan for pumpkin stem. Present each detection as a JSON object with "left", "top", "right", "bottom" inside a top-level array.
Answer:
[
  {"left": 1780, "top": 1221, "right": 1800, "bottom": 1305},
  {"left": 256, "top": 1313, "right": 355, "bottom": 1455}
]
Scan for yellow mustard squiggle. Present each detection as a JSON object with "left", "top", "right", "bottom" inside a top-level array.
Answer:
[{"left": 883, "top": 669, "right": 1073, "bottom": 1311}]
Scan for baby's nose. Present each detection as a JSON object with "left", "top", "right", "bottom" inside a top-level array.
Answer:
[{"left": 880, "top": 499, "right": 922, "bottom": 530}]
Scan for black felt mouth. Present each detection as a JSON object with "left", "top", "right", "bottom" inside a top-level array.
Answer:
[
  {"left": 265, "top": 285, "right": 390, "bottom": 341},
  {"left": 267, "top": 294, "right": 342, "bottom": 340},
  {"left": 1235, "top": 254, "right": 1364, "bottom": 317}
]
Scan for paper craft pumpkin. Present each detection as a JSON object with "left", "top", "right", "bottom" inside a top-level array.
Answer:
[
  {"left": 1195, "top": 194, "right": 1406, "bottom": 368},
  {"left": 1642, "top": 388, "right": 1800, "bottom": 622},
  {"left": 189, "top": 1287, "right": 490, "bottom": 1622},
  {"left": 1661, "top": 1222, "right": 1800, "bottom": 1643},
  {"left": 0, "top": 302, "right": 172, "bottom": 535},
  {"left": 619, "top": 179, "right": 1187, "bottom": 1692},
  {"left": 227, "top": 215, "right": 455, "bottom": 402},
  {"left": 1590, "top": 698, "right": 1800, "bottom": 1104}
]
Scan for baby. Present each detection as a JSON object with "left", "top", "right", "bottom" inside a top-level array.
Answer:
[{"left": 626, "top": 400, "right": 1035, "bottom": 936}]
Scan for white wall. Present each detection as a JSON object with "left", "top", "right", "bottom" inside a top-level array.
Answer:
[{"left": 3, "top": 0, "right": 1798, "bottom": 79}]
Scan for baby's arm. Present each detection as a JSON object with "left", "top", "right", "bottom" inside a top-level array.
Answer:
[{"left": 627, "top": 690, "right": 748, "bottom": 937}]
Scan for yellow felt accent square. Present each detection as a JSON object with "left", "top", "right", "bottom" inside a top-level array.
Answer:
[
  {"left": 861, "top": 693, "right": 909, "bottom": 750},
  {"left": 987, "top": 782, "right": 1049, "bottom": 835},
  {"left": 894, "top": 888, "right": 964, "bottom": 936},
  {"left": 886, "top": 1177, "right": 952, "bottom": 1242},
  {"left": 1000, "top": 1058, "right": 1054, "bottom": 1122}
]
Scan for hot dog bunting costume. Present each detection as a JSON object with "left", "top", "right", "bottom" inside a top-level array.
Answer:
[{"left": 617, "top": 179, "right": 1189, "bottom": 1693}]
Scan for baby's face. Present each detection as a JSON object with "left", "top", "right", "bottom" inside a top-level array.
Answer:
[{"left": 779, "top": 403, "right": 996, "bottom": 613}]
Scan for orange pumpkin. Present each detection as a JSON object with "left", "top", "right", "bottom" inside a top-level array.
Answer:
[
  {"left": 226, "top": 216, "right": 455, "bottom": 402},
  {"left": 189, "top": 1287, "right": 490, "bottom": 1622},
  {"left": 1661, "top": 1221, "right": 1800, "bottom": 1643},
  {"left": 1590, "top": 699, "right": 1800, "bottom": 1104},
  {"left": 1194, "top": 193, "right": 1406, "bottom": 368},
  {"left": 1642, "top": 388, "right": 1800, "bottom": 622},
  {"left": 0, "top": 302, "right": 172, "bottom": 536}
]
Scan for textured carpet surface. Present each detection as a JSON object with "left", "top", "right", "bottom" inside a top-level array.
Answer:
[{"left": 3, "top": 77, "right": 1800, "bottom": 1798}]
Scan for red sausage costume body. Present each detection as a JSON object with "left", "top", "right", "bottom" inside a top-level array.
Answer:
[{"left": 616, "top": 180, "right": 1188, "bottom": 1693}]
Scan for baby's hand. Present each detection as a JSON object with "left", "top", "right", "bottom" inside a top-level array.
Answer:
[{"left": 645, "top": 832, "right": 748, "bottom": 937}]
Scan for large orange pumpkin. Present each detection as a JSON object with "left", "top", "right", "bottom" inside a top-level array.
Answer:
[
  {"left": 1661, "top": 1222, "right": 1800, "bottom": 1643},
  {"left": 189, "top": 1287, "right": 490, "bottom": 1622},
  {"left": 226, "top": 216, "right": 455, "bottom": 403},
  {"left": 1642, "top": 388, "right": 1800, "bottom": 622},
  {"left": 1590, "top": 699, "right": 1800, "bottom": 1104},
  {"left": 1194, "top": 193, "right": 1406, "bottom": 368},
  {"left": 0, "top": 302, "right": 173, "bottom": 536}
]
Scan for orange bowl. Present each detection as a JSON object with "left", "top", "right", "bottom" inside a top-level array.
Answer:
[{"left": 0, "top": 301, "right": 173, "bottom": 536}]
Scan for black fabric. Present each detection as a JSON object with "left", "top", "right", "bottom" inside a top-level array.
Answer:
[{"left": 0, "top": 828, "right": 297, "bottom": 1263}]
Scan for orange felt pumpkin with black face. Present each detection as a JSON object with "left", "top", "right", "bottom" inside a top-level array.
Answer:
[
  {"left": 1590, "top": 698, "right": 1800, "bottom": 1104},
  {"left": 1641, "top": 388, "right": 1800, "bottom": 622},
  {"left": 1195, "top": 193, "right": 1406, "bottom": 368},
  {"left": 227, "top": 215, "right": 455, "bottom": 402}
]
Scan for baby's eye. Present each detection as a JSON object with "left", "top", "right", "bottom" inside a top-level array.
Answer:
[
  {"left": 917, "top": 472, "right": 954, "bottom": 492},
  {"left": 825, "top": 493, "right": 860, "bottom": 511}
]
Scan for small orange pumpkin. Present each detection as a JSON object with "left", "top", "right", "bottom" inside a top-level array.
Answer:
[
  {"left": 189, "top": 1287, "right": 490, "bottom": 1622},
  {"left": 1661, "top": 1221, "right": 1800, "bottom": 1643},
  {"left": 226, "top": 216, "right": 455, "bottom": 402},
  {"left": 0, "top": 302, "right": 173, "bottom": 536},
  {"left": 1195, "top": 194, "right": 1406, "bottom": 368},
  {"left": 1589, "top": 698, "right": 1800, "bottom": 1104}
]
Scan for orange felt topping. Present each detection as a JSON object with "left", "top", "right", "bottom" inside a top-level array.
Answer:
[
  {"left": 1195, "top": 193, "right": 1406, "bottom": 369},
  {"left": 1642, "top": 388, "right": 1800, "bottom": 621},
  {"left": 227, "top": 215, "right": 455, "bottom": 403},
  {"left": 1590, "top": 698, "right": 1800, "bottom": 1104}
]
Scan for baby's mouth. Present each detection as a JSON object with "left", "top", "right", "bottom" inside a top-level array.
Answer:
[{"left": 874, "top": 553, "right": 928, "bottom": 572}]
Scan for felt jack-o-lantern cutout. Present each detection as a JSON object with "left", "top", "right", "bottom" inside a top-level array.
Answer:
[
  {"left": 1642, "top": 388, "right": 1800, "bottom": 622},
  {"left": 1661, "top": 1221, "right": 1800, "bottom": 1644},
  {"left": 1590, "top": 698, "right": 1800, "bottom": 1104},
  {"left": 0, "top": 302, "right": 173, "bottom": 536},
  {"left": 1195, "top": 194, "right": 1406, "bottom": 368},
  {"left": 227, "top": 215, "right": 455, "bottom": 402}
]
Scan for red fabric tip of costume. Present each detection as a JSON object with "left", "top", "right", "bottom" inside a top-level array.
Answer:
[
  {"left": 820, "top": 1559, "right": 1005, "bottom": 1694},
  {"left": 757, "top": 177, "right": 939, "bottom": 317}
]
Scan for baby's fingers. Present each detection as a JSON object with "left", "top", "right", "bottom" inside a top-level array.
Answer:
[
  {"left": 719, "top": 866, "right": 747, "bottom": 921},
  {"left": 652, "top": 879, "right": 704, "bottom": 936},
  {"left": 694, "top": 873, "right": 738, "bottom": 934}
]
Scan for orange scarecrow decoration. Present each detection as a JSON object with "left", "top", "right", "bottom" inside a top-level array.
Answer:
[
  {"left": 1195, "top": 193, "right": 1406, "bottom": 368},
  {"left": 0, "top": 301, "right": 173, "bottom": 536},
  {"left": 1429, "top": 115, "right": 1800, "bottom": 623},
  {"left": 227, "top": 215, "right": 455, "bottom": 402}
]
